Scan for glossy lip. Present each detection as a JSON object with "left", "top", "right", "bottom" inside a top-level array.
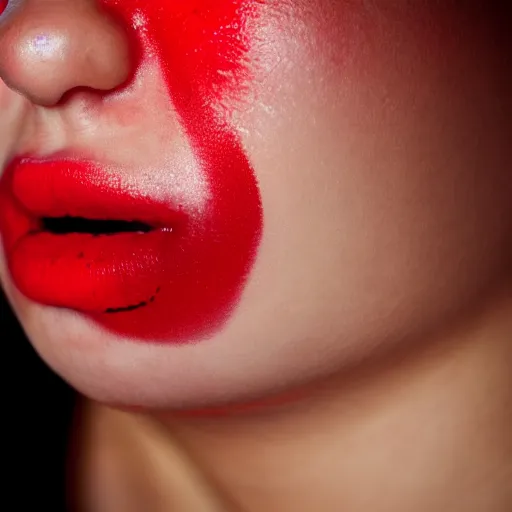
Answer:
[
  {"left": 0, "top": 151, "right": 262, "bottom": 343},
  {"left": 2, "top": 156, "right": 186, "bottom": 313},
  {"left": 1, "top": 143, "right": 262, "bottom": 342}
]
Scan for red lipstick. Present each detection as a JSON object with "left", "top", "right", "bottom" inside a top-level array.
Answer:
[
  {"left": 1, "top": 149, "right": 261, "bottom": 342},
  {"left": 0, "top": 0, "right": 263, "bottom": 342},
  {"left": 6, "top": 158, "right": 180, "bottom": 313}
]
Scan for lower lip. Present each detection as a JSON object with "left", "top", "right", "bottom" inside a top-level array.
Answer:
[
  {"left": 11, "top": 229, "right": 174, "bottom": 314},
  {"left": 0, "top": 158, "right": 262, "bottom": 342}
]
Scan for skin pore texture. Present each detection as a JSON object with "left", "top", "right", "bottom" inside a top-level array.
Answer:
[{"left": 0, "top": 1, "right": 511, "bottom": 510}]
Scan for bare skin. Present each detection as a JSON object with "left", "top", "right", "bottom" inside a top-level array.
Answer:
[
  {"left": 76, "top": 292, "right": 511, "bottom": 511},
  {"left": 0, "top": 1, "right": 510, "bottom": 510}
]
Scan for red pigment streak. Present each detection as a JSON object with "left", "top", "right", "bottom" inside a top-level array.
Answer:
[{"left": 0, "top": 0, "right": 263, "bottom": 342}]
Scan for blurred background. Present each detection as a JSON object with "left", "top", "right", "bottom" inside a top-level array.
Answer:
[{"left": 2, "top": 291, "right": 75, "bottom": 511}]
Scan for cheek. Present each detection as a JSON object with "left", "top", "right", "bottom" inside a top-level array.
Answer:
[
  {"left": 243, "top": 1, "right": 510, "bottom": 244},
  {"left": 234, "top": 3, "right": 511, "bottom": 347}
]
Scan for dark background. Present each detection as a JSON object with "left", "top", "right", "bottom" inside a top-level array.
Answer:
[{"left": 2, "top": 291, "right": 75, "bottom": 511}]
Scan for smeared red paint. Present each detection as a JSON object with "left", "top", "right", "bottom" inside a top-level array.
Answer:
[{"left": 0, "top": 1, "right": 263, "bottom": 341}]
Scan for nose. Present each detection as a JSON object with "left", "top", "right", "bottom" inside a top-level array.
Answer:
[{"left": 0, "top": 0, "right": 132, "bottom": 106}]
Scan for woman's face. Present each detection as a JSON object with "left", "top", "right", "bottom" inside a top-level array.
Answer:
[{"left": 0, "top": 1, "right": 510, "bottom": 408}]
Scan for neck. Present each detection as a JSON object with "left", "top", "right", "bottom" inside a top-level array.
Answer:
[{"left": 159, "top": 290, "right": 512, "bottom": 511}]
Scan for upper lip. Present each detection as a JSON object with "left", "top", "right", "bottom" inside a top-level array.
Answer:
[{"left": 10, "top": 155, "right": 186, "bottom": 232}]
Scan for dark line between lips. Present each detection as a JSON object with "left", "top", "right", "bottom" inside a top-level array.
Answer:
[{"left": 41, "top": 216, "right": 153, "bottom": 236}]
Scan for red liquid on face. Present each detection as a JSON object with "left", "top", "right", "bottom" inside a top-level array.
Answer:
[{"left": 0, "top": 1, "right": 263, "bottom": 342}]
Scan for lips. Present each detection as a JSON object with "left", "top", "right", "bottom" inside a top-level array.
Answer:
[
  {"left": 0, "top": 153, "right": 262, "bottom": 342},
  {"left": 3, "top": 158, "right": 177, "bottom": 311}
]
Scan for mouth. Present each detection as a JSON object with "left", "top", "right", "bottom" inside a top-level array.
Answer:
[
  {"left": 0, "top": 148, "right": 262, "bottom": 342},
  {"left": 1, "top": 156, "right": 183, "bottom": 317}
]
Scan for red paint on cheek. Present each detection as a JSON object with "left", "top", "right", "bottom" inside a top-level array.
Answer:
[
  {"left": 99, "top": 1, "right": 263, "bottom": 340},
  {"left": 0, "top": 1, "right": 263, "bottom": 342},
  {"left": 89, "top": 1, "right": 263, "bottom": 340}
]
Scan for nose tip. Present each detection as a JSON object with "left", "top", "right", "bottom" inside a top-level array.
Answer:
[{"left": 0, "top": 0, "right": 132, "bottom": 106}]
